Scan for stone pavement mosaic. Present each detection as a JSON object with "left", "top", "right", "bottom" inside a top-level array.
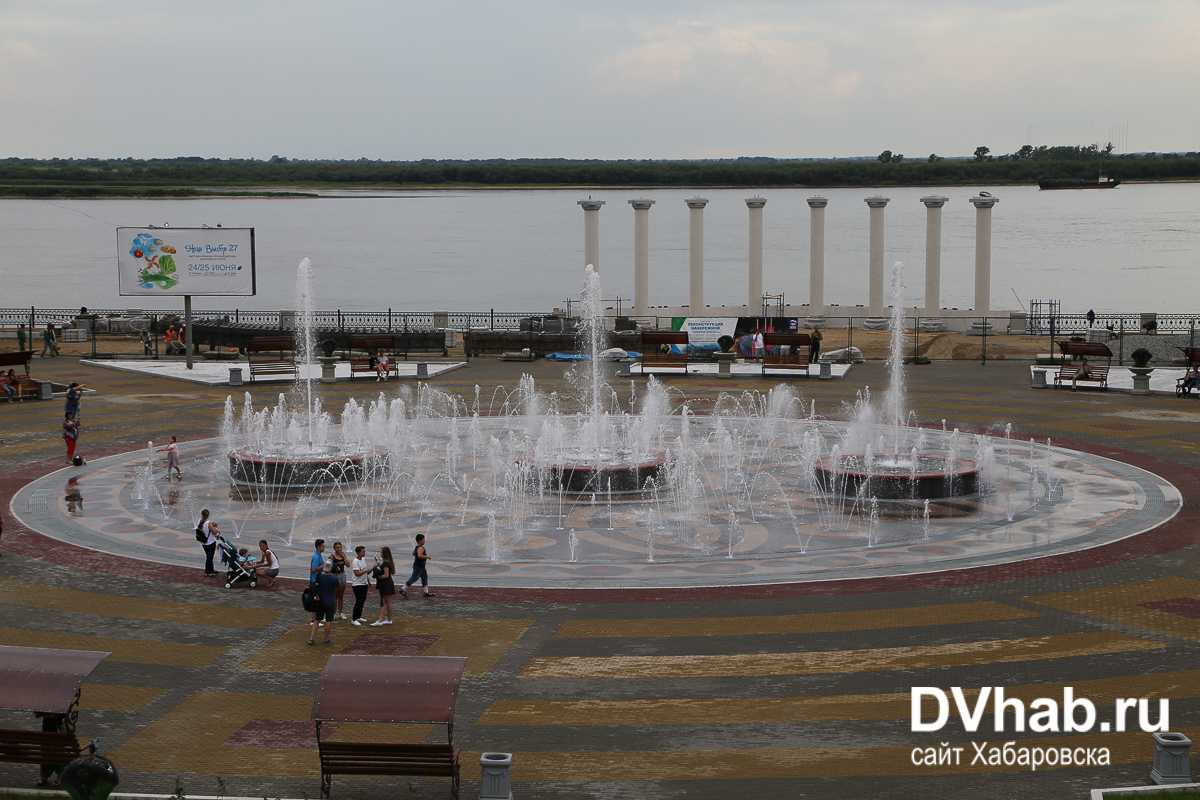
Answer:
[{"left": 1, "top": 357, "right": 1200, "bottom": 799}]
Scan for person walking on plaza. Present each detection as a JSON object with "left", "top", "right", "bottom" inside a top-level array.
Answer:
[
  {"left": 195, "top": 509, "right": 219, "bottom": 577},
  {"left": 400, "top": 533, "right": 435, "bottom": 598},
  {"left": 17, "top": 324, "right": 26, "bottom": 352},
  {"left": 141, "top": 330, "right": 152, "bottom": 355},
  {"left": 40, "top": 324, "right": 58, "bottom": 357},
  {"left": 809, "top": 325, "right": 823, "bottom": 364},
  {"left": 370, "top": 546, "right": 396, "bottom": 626},
  {"left": 349, "top": 545, "right": 372, "bottom": 625},
  {"left": 62, "top": 412, "right": 80, "bottom": 465},
  {"left": 157, "top": 435, "right": 182, "bottom": 481},
  {"left": 308, "top": 539, "right": 326, "bottom": 624},
  {"left": 309, "top": 560, "right": 339, "bottom": 645}
]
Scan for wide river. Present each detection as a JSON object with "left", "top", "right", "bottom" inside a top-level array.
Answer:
[{"left": 3, "top": 183, "right": 1197, "bottom": 315}]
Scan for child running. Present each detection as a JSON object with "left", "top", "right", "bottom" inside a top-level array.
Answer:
[{"left": 157, "top": 435, "right": 182, "bottom": 481}]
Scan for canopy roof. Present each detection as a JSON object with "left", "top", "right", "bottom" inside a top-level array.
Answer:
[
  {"left": 311, "top": 655, "right": 466, "bottom": 724},
  {"left": 0, "top": 646, "right": 109, "bottom": 714},
  {"left": 1056, "top": 341, "right": 1113, "bottom": 358}
]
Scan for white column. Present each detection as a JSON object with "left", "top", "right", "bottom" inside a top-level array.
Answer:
[
  {"left": 686, "top": 197, "right": 708, "bottom": 311},
  {"left": 629, "top": 198, "right": 655, "bottom": 316},
  {"left": 746, "top": 196, "right": 767, "bottom": 312},
  {"left": 970, "top": 194, "right": 999, "bottom": 333},
  {"left": 577, "top": 198, "right": 605, "bottom": 271},
  {"left": 864, "top": 196, "right": 890, "bottom": 328},
  {"left": 920, "top": 196, "right": 948, "bottom": 331},
  {"left": 806, "top": 197, "right": 827, "bottom": 325}
]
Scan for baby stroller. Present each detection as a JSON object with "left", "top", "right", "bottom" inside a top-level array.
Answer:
[{"left": 218, "top": 537, "right": 258, "bottom": 589}]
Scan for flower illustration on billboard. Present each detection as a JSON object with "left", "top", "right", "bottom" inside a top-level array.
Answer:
[{"left": 130, "top": 232, "right": 180, "bottom": 290}]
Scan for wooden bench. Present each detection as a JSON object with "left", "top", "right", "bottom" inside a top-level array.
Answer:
[
  {"left": 0, "top": 351, "right": 34, "bottom": 373},
  {"left": 245, "top": 337, "right": 297, "bottom": 382},
  {"left": 1053, "top": 364, "right": 1109, "bottom": 390},
  {"left": 10, "top": 375, "right": 38, "bottom": 400},
  {"left": 761, "top": 332, "right": 812, "bottom": 375},
  {"left": 0, "top": 728, "right": 81, "bottom": 768},
  {"left": 640, "top": 331, "right": 689, "bottom": 371},
  {"left": 318, "top": 742, "right": 460, "bottom": 798},
  {"left": 347, "top": 335, "right": 400, "bottom": 379}
]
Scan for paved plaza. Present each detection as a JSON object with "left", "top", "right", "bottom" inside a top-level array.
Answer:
[{"left": 2, "top": 356, "right": 1200, "bottom": 799}]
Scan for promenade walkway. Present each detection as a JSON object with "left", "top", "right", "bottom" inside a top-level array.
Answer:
[{"left": 1, "top": 357, "right": 1198, "bottom": 799}]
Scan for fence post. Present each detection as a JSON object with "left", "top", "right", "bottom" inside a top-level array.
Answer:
[
  {"left": 153, "top": 315, "right": 160, "bottom": 360},
  {"left": 1118, "top": 319, "right": 1124, "bottom": 365},
  {"left": 388, "top": 308, "right": 392, "bottom": 333},
  {"left": 91, "top": 316, "right": 97, "bottom": 359},
  {"left": 914, "top": 316, "right": 920, "bottom": 362},
  {"left": 491, "top": 308, "right": 495, "bottom": 331},
  {"left": 847, "top": 317, "right": 854, "bottom": 363}
]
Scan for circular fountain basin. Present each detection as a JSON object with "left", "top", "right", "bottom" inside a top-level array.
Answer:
[
  {"left": 814, "top": 454, "right": 978, "bottom": 500},
  {"left": 546, "top": 452, "right": 670, "bottom": 494},
  {"left": 228, "top": 445, "right": 387, "bottom": 491}
]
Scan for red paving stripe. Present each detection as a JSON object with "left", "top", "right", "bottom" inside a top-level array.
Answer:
[{"left": 1, "top": 433, "right": 1198, "bottom": 604}]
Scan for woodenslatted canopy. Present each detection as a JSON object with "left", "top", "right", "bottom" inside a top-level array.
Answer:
[
  {"left": 0, "top": 646, "right": 109, "bottom": 715},
  {"left": 311, "top": 656, "right": 467, "bottom": 725}
]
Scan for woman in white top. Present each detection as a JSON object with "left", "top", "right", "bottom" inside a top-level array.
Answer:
[
  {"left": 349, "top": 545, "right": 372, "bottom": 625},
  {"left": 196, "top": 509, "right": 219, "bottom": 577},
  {"left": 255, "top": 539, "right": 280, "bottom": 587}
]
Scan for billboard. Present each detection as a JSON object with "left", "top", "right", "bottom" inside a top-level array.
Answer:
[{"left": 117, "top": 227, "right": 256, "bottom": 296}]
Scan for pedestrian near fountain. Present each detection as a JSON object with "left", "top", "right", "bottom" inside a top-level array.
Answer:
[
  {"left": 308, "top": 539, "right": 326, "bottom": 623},
  {"left": 349, "top": 545, "right": 371, "bottom": 625},
  {"left": 195, "top": 509, "right": 219, "bottom": 577},
  {"left": 17, "top": 324, "right": 26, "bottom": 352},
  {"left": 370, "top": 546, "right": 396, "bottom": 626},
  {"left": 309, "top": 560, "right": 338, "bottom": 645},
  {"left": 157, "top": 435, "right": 182, "bottom": 481},
  {"left": 254, "top": 539, "right": 279, "bottom": 586},
  {"left": 62, "top": 412, "right": 80, "bottom": 465},
  {"left": 400, "top": 534, "right": 434, "bottom": 598},
  {"left": 331, "top": 541, "right": 349, "bottom": 618},
  {"left": 810, "top": 326, "right": 823, "bottom": 363}
]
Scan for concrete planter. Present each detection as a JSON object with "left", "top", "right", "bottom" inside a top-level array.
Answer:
[
  {"left": 1152, "top": 731, "right": 1193, "bottom": 785},
  {"left": 715, "top": 351, "right": 735, "bottom": 377},
  {"left": 318, "top": 355, "right": 339, "bottom": 384},
  {"left": 479, "top": 752, "right": 513, "bottom": 800},
  {"left": 1131, "top": 367, "right": 1154, "bottom": 396}
]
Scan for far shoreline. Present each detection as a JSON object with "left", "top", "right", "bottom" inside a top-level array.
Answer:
[{"left": 1, "top": 177, "right": 1198, "bottom": 199}]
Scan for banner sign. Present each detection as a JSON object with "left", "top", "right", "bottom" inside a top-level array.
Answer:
[
  {"left": 117, "top": 227, "right": 256, "bottom": 296},
  {"left": 675, "top": 318, "right": 738, "bottom": 350}
]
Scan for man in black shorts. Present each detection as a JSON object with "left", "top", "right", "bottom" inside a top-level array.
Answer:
[{"left": 400, "top": 534, "right": 435, "bottom": 598}]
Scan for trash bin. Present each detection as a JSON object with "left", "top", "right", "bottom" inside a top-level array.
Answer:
[
  {"left": 1152, "top": 732, "right": 1193, "bottom": 785},
  {"left": 37, "top": 381, "right": 53, "bottom": 400},
  {"left": 229, "top": 368, "right": 243, "bottom": 386},
  {"left": 479, "top": 753, "right": 512, "bottom": 800},
  {"left": 819, "top": 359, "right": 832, "bottom": 380},
  {"left": 1031, "top": 368, "right": 1047, "bottom": 389},
  {"left": 416, "top": 362, "right": 428, "bottom": 379}
]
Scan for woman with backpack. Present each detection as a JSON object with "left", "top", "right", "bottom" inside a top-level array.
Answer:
[
  {"left": 370, "top": 547, "right": 396, "bottom": 626},
  {"left": 195, "top": 509, "right": 219, "bottom": 577}
]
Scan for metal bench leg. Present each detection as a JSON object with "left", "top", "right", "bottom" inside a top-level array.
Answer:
[{"left": 321, "top": 771, "right": 331, "bottom": 798}]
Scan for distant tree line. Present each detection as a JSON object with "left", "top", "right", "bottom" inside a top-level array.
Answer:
[{"left": 1, "top": 147, "right": 1197, "bottom": 191}]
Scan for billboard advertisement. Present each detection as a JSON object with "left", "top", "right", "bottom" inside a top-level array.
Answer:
[{"left": 116, "top": 227, "right": 256, "bottom": 296}]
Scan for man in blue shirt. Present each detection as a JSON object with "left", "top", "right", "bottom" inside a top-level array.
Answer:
[
  {"left": 309, "top": 560, "right": 339, "bottom": 645},
  {"left": 310, "top": 539, "right": 326, "bottom": 583},
  {"left": 308, "top": 539, "right": 326, "bottom": 627}
]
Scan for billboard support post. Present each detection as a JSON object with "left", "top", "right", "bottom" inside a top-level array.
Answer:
[{"left": 184, "top": 295, "right": 194, "bottom": 370}]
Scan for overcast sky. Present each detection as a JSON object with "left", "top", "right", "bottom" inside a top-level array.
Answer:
[{"left": 2, "top": 0, "right": 1198, "bottom": 161}]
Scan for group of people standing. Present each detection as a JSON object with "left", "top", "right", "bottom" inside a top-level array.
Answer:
[{"left": 308, "top": 535, "right": 434, "bottom": 645}]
